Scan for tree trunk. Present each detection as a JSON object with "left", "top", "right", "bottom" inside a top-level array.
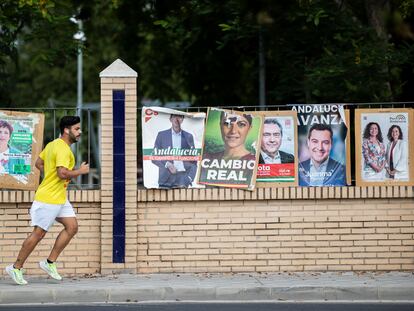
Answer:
[
  {"left": 364, "top": 0, "right": 393, "bottom": 99},
  {"left": 364, "top": 0, "right": 390, "bottom": 40}
]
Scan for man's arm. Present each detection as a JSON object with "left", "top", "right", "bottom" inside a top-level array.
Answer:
[
  {"left": 324, "top": 160, "right": 346, "bottom": 186},
  {"left": 189, "top": 132, "right": 195, "bottom": 149},
  {"left": 57, "top": 162, "right": 89, "bottom": 180},
  {"left": 35, "top": 157, "right": 44, "bottom": 173},
  {"left": 258, "top": 153, "right": 265, "bottom": 164},
  {"left": 298, "top": 160, "right": 310, "bottom": 186},
  {"left": 184, "top": 132, "right": 197, "bottom": 175},
  {"left": 152, "top": 131, "right": 168, "bottom": 168},
  {"left": 280, "top": 150, "right": 295, "bottom": 164}
]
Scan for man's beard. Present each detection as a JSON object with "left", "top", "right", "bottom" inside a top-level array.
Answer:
[{"left": 69, "top": 133, "right": 79, "bottom": 144}]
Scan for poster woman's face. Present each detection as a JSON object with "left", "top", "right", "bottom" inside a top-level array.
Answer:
[
  {"left": 221, "top": 114, "right": 251, "bottom": 149},
  {"left": 391, "top": 127, "right": 400, "bottom": 141},
  {"left": 369, "top": 124, "right": 379, "bottom": 138},
  {"left": 0, "top": 126, "right": 11, "bottom": 145}
]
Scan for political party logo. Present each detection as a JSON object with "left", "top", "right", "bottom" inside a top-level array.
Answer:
[
  {"left": 389, "top": 114, "right": 407, "bottom": 124},
  {"left": 144, "top": 108, "right": 159, "bottom": 122}
]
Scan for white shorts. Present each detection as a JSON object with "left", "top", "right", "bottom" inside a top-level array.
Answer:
[{"left": 30, "top": 200, "right": 76, "bottom": 231}]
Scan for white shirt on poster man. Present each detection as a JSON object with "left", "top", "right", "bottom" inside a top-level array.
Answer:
[
  {"left": 171, "top": 129, "right": 185, "bottom": 172},
  {"left": 309, "top": 157, "right": 329, "bottom": 186}
]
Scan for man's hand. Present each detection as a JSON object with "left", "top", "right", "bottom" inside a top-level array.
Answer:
[
  {"left": 166, "top": 162, "right": 177, "bottom": 174},
  {"left": 79, "top": 162, "right": 90, "bottom": 175},
  {"left": 371, "top": 163, "right": 383, "bottom": 173}
]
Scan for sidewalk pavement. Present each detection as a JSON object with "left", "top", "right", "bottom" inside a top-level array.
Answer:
[{"left": 0, "top": 272, "right": 413, "bottom": 305}]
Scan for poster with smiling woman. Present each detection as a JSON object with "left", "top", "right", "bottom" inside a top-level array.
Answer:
[
  {"left": 355, "top": 108, "right": 414, "bottom": 186},
  {"left": 0, "top": 110, "right": 44, "bottom": 190},
  {"left": 198, "top": 108, "right": 262, "bottom": 190}
]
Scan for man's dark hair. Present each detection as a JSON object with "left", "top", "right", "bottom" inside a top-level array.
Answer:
[
  {"left": 387, "top": 124, "right": 403, "bottom": 141},
  {"left": 264, "top": 118, "right": 283, "bottom": 136},
  {"left": 170, "top": 114, "right": 184, "bottom": 119},
  {"left": 363, "top": 122, "right": 383, "bottom": 142},
  {"left": 307, "top": 123, "right": 333, "bottom": 140},
  {"left": 60, "top": 116, "right": 80, "bottom": 135}
]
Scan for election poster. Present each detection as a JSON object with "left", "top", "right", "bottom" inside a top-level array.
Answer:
[
  {"left": 142, "top": 106, "right": 205, "bottom": 189},
  {"left": 355, "top": 108, "right": 414, "bottom": 186},
  {"left": 293, "top": 104, "right": 350, "bottom": 187},
  {"left": 254, "top": 110, "right": 298, "bottom": 187},
  {"left": 197, "top": 108, "right": 262, "bottom": 190},
  {"left": 0, "top": 110, "right": 45, "bottom": 190}
]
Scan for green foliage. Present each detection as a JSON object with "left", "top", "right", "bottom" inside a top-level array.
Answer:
[
  {"left": 398, "top": 0, "right": 414, "bottom": 17},
  {"left": 1, "top": 0, "right": 414, "bottom": 109},
  {"left": 0, "top": 0, "right": 78, "bottom": 107}
]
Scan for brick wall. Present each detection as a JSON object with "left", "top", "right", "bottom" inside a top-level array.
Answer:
[
  {"left": 0, "top": 187, "right": 413, "bottom": 276},
  {"left": 0, "top": 191, "right": 101, "bottom": 277},
  {"left": 136, "top": 187, "right": 414, "bottom": 273}
]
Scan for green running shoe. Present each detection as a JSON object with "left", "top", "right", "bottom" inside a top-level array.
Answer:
[
  {"left": 5, "top": 265, "right": 28, "bottom": 285},
  {"left": 39, "top": 260, "right": 62, "bottom": 281}
]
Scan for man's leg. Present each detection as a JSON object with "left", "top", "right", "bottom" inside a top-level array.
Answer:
[
  {"left": 175, "top": 172, "right": 192, "bottom": 187},
  {"left": 38, "top": 217, "right": 77, "bottom": 281},
  {"left": 47, "top": 217, "right": 78, "bottom": 262},
  {"left": 159, "top": 173, "right": 177, "bottom": 188},
  {"left": 14, "top": 226, "right": 47, "bottom": 269},
  {"left": 6, "top": 226, "right": 46, "bottom": 285},
  {"left": 186, "top": 163, "right": 197, "bottom": 186}
]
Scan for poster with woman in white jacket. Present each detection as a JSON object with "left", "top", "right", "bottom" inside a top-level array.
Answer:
[
  {"left": 355, "top": 108, "right": 414, "bottom": 186},
  {"left": 385, "top": 124, "right": 408, "bottom": 180}
]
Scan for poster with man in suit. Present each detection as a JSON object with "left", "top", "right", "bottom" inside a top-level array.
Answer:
[
  {"left": 142, "top": 107, "right": 205, "bottom": 189},
  {"left": 292, "top": 104, "right": 349, "bottom": 187},
  {"left": 255, "top": 111, "right": 298, "bottom": 186}
]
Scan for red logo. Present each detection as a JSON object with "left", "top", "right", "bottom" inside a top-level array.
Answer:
[
  {"left": 285, "top": 119, "right": 291, "bottom": 127},
  {"left": 144, "top": 108, "right": 158, "bottom": 122}
]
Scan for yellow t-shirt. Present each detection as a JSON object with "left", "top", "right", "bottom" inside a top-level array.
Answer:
[{"left": 34, "top": 138, "right": 75, "bottom": 204}]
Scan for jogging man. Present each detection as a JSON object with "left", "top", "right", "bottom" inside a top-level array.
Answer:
[{"left": 5, "top": 116, "right": 89, "bottom": 285}]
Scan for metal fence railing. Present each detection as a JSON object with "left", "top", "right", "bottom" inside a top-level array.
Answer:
[
  {"left": 2, "top": 107, "right": 100, "bottom": 190},
  {"left": 4, "top": 102, "right": 411, "bottom": 189}
]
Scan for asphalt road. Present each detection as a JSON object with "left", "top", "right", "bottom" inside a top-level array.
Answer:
[{"left": 1, "top": 303, "right": 414, "bottom": 311}]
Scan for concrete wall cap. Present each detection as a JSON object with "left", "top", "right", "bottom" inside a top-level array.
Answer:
[{"left": 100, "top": 59, "right": 138, "bottom": 78}]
